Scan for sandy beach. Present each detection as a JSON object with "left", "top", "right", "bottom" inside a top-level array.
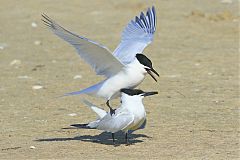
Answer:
[{"left": 0, "top": 0, "right": 239, "bottom": 159}]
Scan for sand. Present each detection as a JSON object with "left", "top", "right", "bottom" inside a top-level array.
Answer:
[{"left": 0, "top": 0, "right": 239, "bottom": 159}]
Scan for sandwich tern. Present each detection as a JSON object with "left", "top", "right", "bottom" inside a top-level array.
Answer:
[
  {"left": 42, "top": 6, "right": 158, "bottom": 115},
  {"left": 71, "top": 88, "right": 158, "bottom": 145}
]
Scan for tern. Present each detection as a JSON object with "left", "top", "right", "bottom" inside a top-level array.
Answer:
[
  {"left": 71, "top": 88, "right": 158, "bottom": 145},
  {"left": 42, "top": 6, "right": 158, "bottom": 114}
]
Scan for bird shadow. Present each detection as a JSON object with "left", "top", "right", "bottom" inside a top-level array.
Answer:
[{"left": 35, "top": 128, "right": 151, "bottom": 146}]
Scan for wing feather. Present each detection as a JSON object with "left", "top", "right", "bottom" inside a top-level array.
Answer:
[
  {"left": 113, "top": 6, "right": 157, "bottom": 64},
  {"left": 42, "top": 14, "right": 124, "bottom": 78},
  {"left": 97, "top": 110, "right": 134, "bottom": 133}
]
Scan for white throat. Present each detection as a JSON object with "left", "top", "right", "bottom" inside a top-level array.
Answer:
[{"left": 121, "top": 93, "right": 144, "bottom": 108}]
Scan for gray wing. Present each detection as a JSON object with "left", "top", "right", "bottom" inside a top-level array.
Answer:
[
  {"left": 97, "top": 110, "right": 134, "bottom": 133},
  {"left": 113, "top": 6, "right": 156, "bottom": 64},
  {"left": 42, "top": 14, "right": 124, "bottom": 78}
]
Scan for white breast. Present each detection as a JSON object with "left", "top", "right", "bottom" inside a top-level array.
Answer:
[
  {"left": 96, "top": 59, "right": 147, "bottom": 99},
  {"left": 121, "top": 95, "right": 146, "bottom": 131}
]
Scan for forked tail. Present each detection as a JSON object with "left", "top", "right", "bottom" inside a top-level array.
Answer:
[
  {"left": 70, "top": 99, "right": 107, "bottom": 129},
  {"left": 62, "top": 81, "right": 104, "bottom": 97}
]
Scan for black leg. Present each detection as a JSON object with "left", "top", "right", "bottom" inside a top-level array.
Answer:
[
  {"left": 112, "top": 133, "right": 115, "bottom": 144},
  {"left": 125, "top": 132, "right": 129, "bottom": 145},
  {"left": 106, "top": 100, "right": 116, "bottom": 116}
]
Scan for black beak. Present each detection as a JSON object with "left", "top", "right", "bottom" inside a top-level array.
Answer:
[
  {"left": 143, "top": 91, "right": 158, "bottom": 97},
  {"left": 147, "top": 68, "right": 159, "bottom": 82}
]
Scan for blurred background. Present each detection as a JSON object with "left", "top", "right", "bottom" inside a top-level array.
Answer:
[{"left": 0, "top": 0, "right": 239, "bottom": 159}]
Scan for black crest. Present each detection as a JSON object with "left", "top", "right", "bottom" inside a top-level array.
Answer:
[
  {"left": 136, "top": 54, "right": 152, "bottom": 68},
  {"left": 120, "top": 88, "right": 144, "bottom": 96}
]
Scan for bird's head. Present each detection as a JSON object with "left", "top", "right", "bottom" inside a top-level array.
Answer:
[
  {"left": 135, "top": 54, "right": 159, "bottom": 82},
  {"left": 120, "top": 88, "right": 158, "bottom": 103}
]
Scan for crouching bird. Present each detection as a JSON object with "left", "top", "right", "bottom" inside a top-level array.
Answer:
[{"left": 71, "top": 88, "right": 158, "bottom": 145}]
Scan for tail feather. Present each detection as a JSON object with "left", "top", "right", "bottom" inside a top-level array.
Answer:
[
  {"left": 64, "top": 90, "right": 86, "bottom": 96},
  {"left": 63, "top": 81, "right": 104, "bottom": 97},
  {"left": 70, "top": 123, "right": 96, "bottom": 129},
  {"left": 69, "top": 100, "right": 105, "bottom": 130}
]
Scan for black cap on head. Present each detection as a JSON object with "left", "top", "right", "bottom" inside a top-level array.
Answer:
[
  {"left": 136, "top": 53, "right": 159, "bottom": 82},
  {"left": 120, "top": 88, "right": 144, "bottom": 96},
  {"left": 136, "top": 54, "right": 152, "bottom": 68},
  {"left": 120, "top": 88, "right": 158, "bottom": 97}
]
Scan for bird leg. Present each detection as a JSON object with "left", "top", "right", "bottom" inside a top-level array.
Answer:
[
  {"left": 106, "top": 100, "right": 116, "bottom": 116},
  {"left": 112, "top": 133, "right": 115, "bottom": 144},
  {"left": 125, "top": 132, "right": 129, "bottom": 145}
]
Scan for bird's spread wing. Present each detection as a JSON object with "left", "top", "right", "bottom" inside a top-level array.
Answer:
[
  {"left": 42, "top": 14, "right": 124, "bottom": 78},
  {"left": 97, "top": 110, "right": 134, "bottom": 133},
  {"left": 113, "top": 6, "right": 156, "bottom": 64}
]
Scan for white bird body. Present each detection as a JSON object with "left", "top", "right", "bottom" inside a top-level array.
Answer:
[
  {"left": 120, "top": 95, "right": 146, "bottom": 132},
  {"left": 83, "top": 90, "right": 150, "bottom": 133},
  {"left": 42, "top": 7, "right": 158, "bottom": 111},
  {"left": 72, "top": 89, "right": 158, "bottom": 144},
  {"left": 86, "top": 58, "right": 147, "bottom": 100}
]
